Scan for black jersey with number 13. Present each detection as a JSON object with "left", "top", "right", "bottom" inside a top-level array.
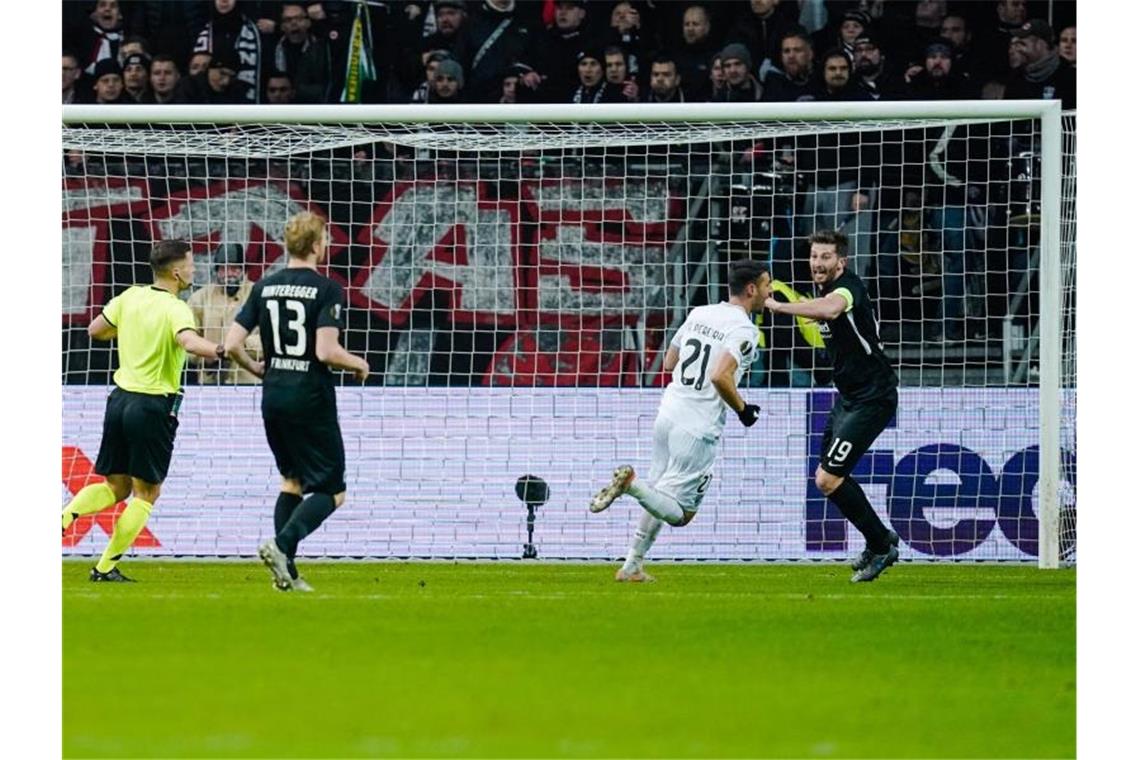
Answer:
[
  {"left": 817, "top": 270, "right": 898, "bottom": 402},
  {"left": 235, "top": 268, "right": 346, "bottom": 417}
]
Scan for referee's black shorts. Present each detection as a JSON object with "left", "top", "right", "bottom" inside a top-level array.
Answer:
[
  {"left": 263, "top": 412, "right": 346, "bottom": 495},
  {"left": 94, "top": 387, "right": 180, "bottom": 484},
  {"left": 819, "top": 390, "right": 898, "bottom": 478}
]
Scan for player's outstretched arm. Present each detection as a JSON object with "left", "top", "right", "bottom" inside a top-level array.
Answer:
[
  {"left": 87, "top": 314, "right": 117, "bottom": 341},
  {"left": 710, "top": 352, "right": 760, "bottom": 427},
  {"left": 316, "top": 326, "right": 370, "bottom": 383},
  {"left": 223, "top": 323, "right": 265, "bottom": 378},
  {"left": 765, "top": 293, "right": 847, "bottom": 322},
  {"left": 176, "top": 328, "right": 224, "bottom": 362}
]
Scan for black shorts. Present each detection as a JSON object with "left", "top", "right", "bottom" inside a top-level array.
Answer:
[
  {"left": 819, "top": 391, "right": 898, "bottom": 477},
  {"left": 94, "top": 387, "right": 180, "bottom": 484},
  {"left": 263, "top": 413, "right": 346, "bottom": 495}
]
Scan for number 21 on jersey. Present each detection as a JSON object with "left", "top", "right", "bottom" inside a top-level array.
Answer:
[
  {"left": 679, "top": 338, "right": 712, "bottom": 390},
  {"left": 266, "top": 299, "right": 307, "bottom": 357}
]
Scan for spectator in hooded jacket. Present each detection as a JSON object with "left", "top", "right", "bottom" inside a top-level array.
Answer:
[
  {"left": 853, "top": 32, "right": 906, "bottom": 101},
  {"left": 810, "top": 48, "right": 871, "bottom": 101},
  {"left": 811, "top": 9, "right": 869, "bottom": 64},
  {"left": 712, "top": 43, "right": 762, "bottom": 102},
  {"left": 181, "top": 51, "right": 245, "bottom": 104},
  {"left": 520, "top": 0, "right": 593, "bottom": 102},
  {"left": 463, "top": 0, "right": 531, "bottom": 103},
  {"left": 428, "top": 58, "right": 467, "bottom": 104},
  {"left": 904, "top": 38, "right": 972, "bottom": 99}
]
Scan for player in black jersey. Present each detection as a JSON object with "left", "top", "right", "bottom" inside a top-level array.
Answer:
[
  {"left": 765, "top": 230, "right": 900, "bottom": 582},
  {"left": 224, "top": 212, "right": 370, "bottom": 591}
]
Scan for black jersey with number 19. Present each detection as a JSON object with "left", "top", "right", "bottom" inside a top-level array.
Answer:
[
  {"left": 817, "top": 269, "right": 898, "bottom": 402},
  {"left": 235, "top": 267, "right": 346, "bottom": 418}
]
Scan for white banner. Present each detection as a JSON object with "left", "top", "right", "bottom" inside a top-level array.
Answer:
[{"left": 61, "top": 388, "right": 1074, "bottom": 561}]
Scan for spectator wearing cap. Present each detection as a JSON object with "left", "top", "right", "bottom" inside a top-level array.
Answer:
[
  {"left": 761, "top": 27, "right": 814, "bottom": 102},
  {"left": 411, "top": 49, "right": 455, "bottom": 103},
  {"left": 118, "top": 36, "right": 152, "bottom": 67},
  {"left": 1058, "top": 26, "right": 1075, "bottom": 67},
  {"left": 725, "top": 0, "right": 799, "bottom": 83},
  {"left": 520, "top": 1, "right": 593, "bottom": 102},
  {"left": 904, "top": 38, "right": 971, "bottom": 100},
  {"left": 811, "top": 48, "right": 871, "bottom": 101},
  {"left": 603, "top": 46, "right": 639, "bottom": 102},
  {"left": 63, "top": 51, "right": 82, "bottom": 105},
  {"left": 429, "top": 58, "right": 467, "bottom": 103},
  {"left": 192, "top": 0, "right": 263, "bottom": 103},
  {"left": 142, "top": 54, "right": 183, "bottom": 104},
  {"left": 181, "top": 52, "right": 245, "bottom": 104},
  {"left": 643, "top": 53, "right": 684, "bottom": 103},
  {"left": 1004, "top": 19, "right": 1075, "bottom": 108},
  {"left": 711, "top": 43, "right": 762, "bottom": 102},
  {"left": 273, "top": 3, "right": 332, "bottom": 104},
  {"left": 852, "top": 33, "right": 906, "bottom": 101},
  {"left": 569, "top": 48, "right": 625, "bottom": 104},
  {"left": 65, "top": 0, "right": 124, "bottom": 79},
  {"left": 121, "top": 53, "right": 151, "bottom": 103},
  {"left": 265, "top": 71, "right": 297, "bottom": 104},
  {"left": 675, "top": 4, "right": 719, "bottom": 102},
  {"left": 463, "top": 0, "right": 532, "bottom": 103},
  {"left": 812, "top": 9, "right": 870, "bottom": 64},
  {"left": 91, "top": 58, "right": 127, "bottom": 104},
  {"left": 187, "top": 244, "right": 261, "bottom": 386}
]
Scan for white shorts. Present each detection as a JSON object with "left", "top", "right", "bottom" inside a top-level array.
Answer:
[{"left": 647, "top": 414, "right": 719, "bottom": 512}]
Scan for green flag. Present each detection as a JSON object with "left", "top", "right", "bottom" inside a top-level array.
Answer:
[{"left": 340, "top": 1, "right": 377, "bottom": 103}]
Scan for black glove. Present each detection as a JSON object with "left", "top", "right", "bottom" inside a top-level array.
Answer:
[{"left": 737, "top": 403, "right": 760, "bottom": 427}]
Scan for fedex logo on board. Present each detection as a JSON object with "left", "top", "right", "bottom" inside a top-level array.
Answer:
[{"left": 804, "top": 392, "right": 1076, "bottom": 558}]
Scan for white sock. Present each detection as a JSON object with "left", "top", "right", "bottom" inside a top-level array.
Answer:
[
  {"left": 623, "top": 510, "right": 663, "bottom": 571},
  {"left": 626, "top": 480, "right": 684, "bottom": 524}
]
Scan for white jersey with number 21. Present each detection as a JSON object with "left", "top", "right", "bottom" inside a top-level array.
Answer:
[{"left": 657, "top": 302, "right": 760, "bottom": 440}]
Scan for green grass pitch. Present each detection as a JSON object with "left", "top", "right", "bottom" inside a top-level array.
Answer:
[{"left": 63, "top": 562, "right": 1075, "bottom": 758}]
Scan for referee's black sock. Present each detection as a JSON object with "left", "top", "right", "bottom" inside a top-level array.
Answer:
[
  {"left": 275, "top": 493, "right": 337, "bottom": 558},
  {"left": 829, "top": 478, "right": 891, "bottom": 554},
  {"left": 274, "top": 492, "right": 304, "bottom": 578}
]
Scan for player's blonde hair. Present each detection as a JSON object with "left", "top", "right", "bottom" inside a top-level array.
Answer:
[{"left": 284, "top": 211, "right": 325, "bottom": 259}]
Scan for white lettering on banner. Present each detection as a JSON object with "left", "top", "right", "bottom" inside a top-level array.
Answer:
[
  {"left": 62, "top": 225, "right": 97, "bottom": 317},
  {"left": 531, "top": 178, "right": 673, "bottom": 227},
  {"left": 147, "top": 181, "right": 346, "bottom": 284},
  {"left": 536, "top": 226, "right": 674, "bottom": 318},
  {"left": 61, "top": 387, "right": 1070, "bottom": 561},
  {"left": 357, "top": 184, "right": 517, "bottom": 322},
  {"left": 61, "top": 183, "right": 146, "bottom": 214}
]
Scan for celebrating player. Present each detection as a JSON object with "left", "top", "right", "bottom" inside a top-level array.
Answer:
[
  {"left": 589, "top": 260, "right": 771, "bottom": 582},
  {"left": 63, "top": 240, "right": 233, "bottom": 581},
  {"left": 224, "top": 212, "right": 369, "bottom": 592},
  {"left": 766, "top": 230, "right": 900, "bottom": 582}
]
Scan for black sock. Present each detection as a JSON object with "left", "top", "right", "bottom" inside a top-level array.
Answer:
[
  {"left": 274, "top": 492, "right": 304, "bottom": 578},
  {"left": 829, "top": 478, "right": 891, "bottom": 553},
  {"left": 275, "top": 493, "right": 337, "bottom": 558}
]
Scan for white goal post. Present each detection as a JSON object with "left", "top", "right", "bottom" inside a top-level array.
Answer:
[{"left": 61, "top": 101, "right": 1073, "bottom": 567}]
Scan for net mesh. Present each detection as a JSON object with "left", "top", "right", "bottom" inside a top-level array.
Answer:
[{"left": 61, "top": 112, "right": 1076, "bottom": 562}]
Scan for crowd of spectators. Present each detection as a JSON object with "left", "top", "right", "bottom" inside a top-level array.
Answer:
[{"left": 63, "top": 0, "right": 1076, "bottom": 108}]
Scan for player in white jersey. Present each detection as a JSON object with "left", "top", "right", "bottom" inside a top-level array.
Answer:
[{"left": 589, "top": 260, "right": 772, "bottom": 581}]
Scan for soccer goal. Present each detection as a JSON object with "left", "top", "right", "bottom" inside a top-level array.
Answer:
[{"left": 61, "top": 102, "right": 1075, "bottom": 567}]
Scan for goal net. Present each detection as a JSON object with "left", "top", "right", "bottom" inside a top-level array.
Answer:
[{"left": 61, "top": 103, "right": 1075, "bottom": 566}]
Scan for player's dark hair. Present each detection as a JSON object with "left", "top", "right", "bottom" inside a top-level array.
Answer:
[
  {"left": 809, "top": 229, "right": 849, "bottom": 257},
  {"left": 150, "top": 239, "right": 192, "bottom": 274},
  {"left": 728, "top": 259, "right": 769, "bottom": 296}
]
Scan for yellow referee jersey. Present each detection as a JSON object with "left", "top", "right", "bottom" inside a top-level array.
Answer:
[{"left": 102, "top": 286, "right": 198, "bottom": 395}]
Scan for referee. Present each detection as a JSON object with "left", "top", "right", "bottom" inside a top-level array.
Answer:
[{"left": 62, "top": 240, "right": 242, "bottom": 582}]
